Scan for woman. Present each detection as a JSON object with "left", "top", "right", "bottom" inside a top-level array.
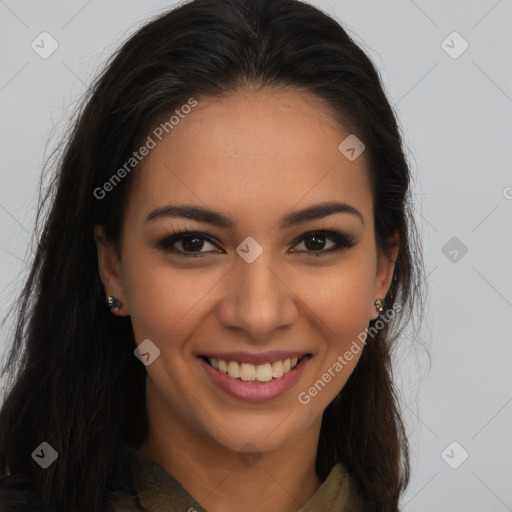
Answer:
[{"left": 0, "top": 0, "right": 426, "bottom": 510}]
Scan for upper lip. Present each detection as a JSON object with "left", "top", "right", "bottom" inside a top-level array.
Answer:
[{"left": 198, "top": 351, "right": 311, "bottom": 365}]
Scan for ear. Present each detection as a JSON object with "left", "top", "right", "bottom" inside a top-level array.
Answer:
[
  {"left": 371, "top": 231, "right": 399, "bottom": 320},
  {"left": 94, "top": 225, "right": 130, "bottom": 316}
]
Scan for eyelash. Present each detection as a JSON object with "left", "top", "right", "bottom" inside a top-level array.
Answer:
[{"left": 155, "top": 227, "right": 356, "bottom": 258}]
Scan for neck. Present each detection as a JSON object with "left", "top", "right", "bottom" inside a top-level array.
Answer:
[{"left": 138, "top": 409, "right": 323, "bottom": 512}]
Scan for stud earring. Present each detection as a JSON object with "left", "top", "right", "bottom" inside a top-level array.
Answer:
[
  {"left": 374, "top": 298, "right": 384, "bottom": 312},
  {"left": 106, "top": 296, "right": 123, "bottom": 312}
]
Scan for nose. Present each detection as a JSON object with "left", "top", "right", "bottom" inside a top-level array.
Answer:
[{"left": 216, "top": 255, "right": 298, "bottom": 340}]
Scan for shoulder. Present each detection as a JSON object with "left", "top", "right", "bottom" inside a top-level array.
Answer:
[
  {"left": 0, "top": 475, "right": 42, "bottom": 512},
  {"left": 102, "top": 445, "right": 145, "bottom": 511},
  {"left": 0, "top": 477, "right": 140, "bottom": 512},
  {"left": 315, "top": 463, "right": 368, "bottom": 512},
  {"left": 0, "top": 446, "right": 139, "bottom": 512}
]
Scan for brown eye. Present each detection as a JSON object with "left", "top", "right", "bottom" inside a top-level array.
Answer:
[
  {"left": 156, "top": 231, "right": 220, "bottom": 257},
  {"left": 180, "top": 235, "right": 205, "bottom": 252},
  {"left": 291, "top": 231, "right": 356, "bottom": 257},
  {"left": 156, "top": 229, "right": 356, "bottom": 259},
  {"left": 303, "top": 234, "right": 329, "bottom": 251}
]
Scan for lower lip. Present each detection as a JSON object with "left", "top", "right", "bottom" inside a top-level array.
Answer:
[{"left": 198, "top": 356, "right": 311, "bottom": 402}]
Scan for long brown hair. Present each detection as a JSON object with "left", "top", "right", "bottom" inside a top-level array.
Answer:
[{"left": 0, "top": 0, "right": 426, "bottom": 510}]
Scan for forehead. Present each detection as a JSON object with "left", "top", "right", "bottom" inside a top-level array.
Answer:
[{"left": 127, "top": 88, "right": 372, "bottom": 226}]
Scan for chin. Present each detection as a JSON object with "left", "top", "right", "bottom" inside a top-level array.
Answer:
[{"left": 197, "top": 408, "right": 313, "bottom": 455}]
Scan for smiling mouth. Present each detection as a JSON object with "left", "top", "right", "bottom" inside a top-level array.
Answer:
[{"left": 199, "top": 354, "right": 311, "bottom": 382}]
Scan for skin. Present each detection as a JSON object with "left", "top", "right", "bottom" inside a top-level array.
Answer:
[{"left": 95, "top": 87, "right": 398, "bottom": 512}]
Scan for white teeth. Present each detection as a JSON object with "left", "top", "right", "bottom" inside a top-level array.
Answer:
[
  {"left": 218, "top": 359, "right": 228, "bottom": 373},
  {"left": 206, "top": 356, "right": 303, "bottom": 382},
  {"left": 271, "top": 360, "right": 283, "bottom": 378},
  {"left": 228, "top": 361, "right": 240, "bottom": 379},
  {"left": 240, "top": 363, "right": 256, "bottom": 381},
  {"left": 255, "top": 363, "right": 273, "bottom": 382}
]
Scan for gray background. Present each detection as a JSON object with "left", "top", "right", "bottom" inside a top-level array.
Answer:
[{"left": 1, "top": 1, "right": 511, "bottom": 510}]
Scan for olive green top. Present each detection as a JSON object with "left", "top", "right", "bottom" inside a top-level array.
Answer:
[{"left": 107, "top": 445, "right": 364, "bottom": 511}]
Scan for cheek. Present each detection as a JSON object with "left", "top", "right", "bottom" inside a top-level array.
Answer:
[
  {"left": 294, "top": 264, "right": 374, "bottom": 395},
  {"left": 296, "top": 264, "right": 374, "bottom": 339},
  {"left": 122, "top": 252, "right": 220, "bottom": 344}
]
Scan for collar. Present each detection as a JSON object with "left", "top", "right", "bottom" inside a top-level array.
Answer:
[{"left": 121, "top": 446, "right": 361, "bottom": 511}]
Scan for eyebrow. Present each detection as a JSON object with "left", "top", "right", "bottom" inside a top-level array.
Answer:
[{"left": 144, "top": 200, "right": 364, "bottom": 229}]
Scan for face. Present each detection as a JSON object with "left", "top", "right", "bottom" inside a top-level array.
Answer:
[{"left": 95, "top": 88, "right": 397, "bottom": 456}]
